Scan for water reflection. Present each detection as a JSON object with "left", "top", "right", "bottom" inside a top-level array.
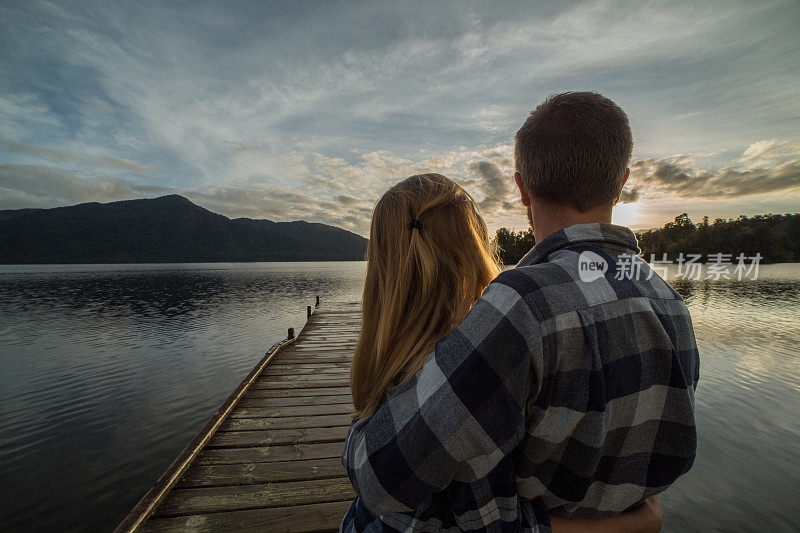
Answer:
[
  {"left": 0, "top": 262, "right": 798, "bottom": 532},
  {"left": 657, "top": 266, "right": 800, "bottom": 532},
  {"left": 0, "top": 262, "right": 366, "bottom": 532}
]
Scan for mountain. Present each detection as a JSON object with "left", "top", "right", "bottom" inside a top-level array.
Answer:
[{"left": 0, "top": 195, "right": 368, "bottom": 263}]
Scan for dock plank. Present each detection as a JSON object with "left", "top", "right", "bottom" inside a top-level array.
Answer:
[
  {"left": 154, "top": 478, "right": 354, "bottom": 516},
  {"left": 208, "top": 426, "right": 348, "bottom": 448},
  {"left": 244, "top": 386, "right": 350, "bottom": 399},
  {"left": 254, "top": 374, "right": 351, "bottom": 384},
  {"left": 221, "top": 414, "right": 351, "bottom": 431},
  {"left": 249, "top": 379, "right": 351, "bottom": 390},
  {"left": 196, "top": 441, "right": 345, "bottom": 465},
  {"left": 177, "top": 457, "right": 346, "bottom": 488},
  {"left": 143, "top": 501, "right": 353, "bottom": 533},
  {"left": 236, "top": 394, "right": 351, "bottom": 407},
  {"left": 262, "top": 365, "right": 350, "bottom": 375},
  {"left": 228, "top": 404, "right": 352, "bottom": 418}
]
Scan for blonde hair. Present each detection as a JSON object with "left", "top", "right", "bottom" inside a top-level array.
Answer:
[{"left": 350, "top": 173, "right": 501, "bottom": 419}]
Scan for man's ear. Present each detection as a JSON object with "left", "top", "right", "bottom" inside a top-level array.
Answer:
[
  {"left": 514, "top": 172, "right": 531, "bottom": 207},
  {"left": 612, "top": 168, "right": 631, "bottom": 205}
]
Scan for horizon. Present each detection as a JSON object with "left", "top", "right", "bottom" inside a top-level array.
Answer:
[
  {"left": 4, "top": 192, "right": 797, "bottom": 236},
  {"left": 1, "top": 1, "right": 799, "bottom": 237}
]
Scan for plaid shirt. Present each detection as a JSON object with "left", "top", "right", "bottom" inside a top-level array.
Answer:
[{"left": 341, "top": 223, "right": 699, "bottom": 532}]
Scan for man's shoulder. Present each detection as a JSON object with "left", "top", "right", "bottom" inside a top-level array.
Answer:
[
  {"left": 487, "top": 263, "right": 580, "bottom": 323},
  {"left": 491, "top": 251, "right": 685, "bottom": 324},
  {"left": 491, "top": 262, "right": 573, "bottom": 296}
]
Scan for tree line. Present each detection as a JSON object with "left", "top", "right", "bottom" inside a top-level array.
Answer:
[
  {"left": 494, "top": 227, "right": 535, "bottom": 265},
  {"left": 494, "top": 213, "right": 800, "bottom": 264}
]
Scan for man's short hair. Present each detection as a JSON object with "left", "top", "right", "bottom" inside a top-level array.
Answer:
[{"left": 515, "top": 91, "right": 633, "bottom": 211}]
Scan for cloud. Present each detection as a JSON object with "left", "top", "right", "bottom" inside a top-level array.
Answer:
[
  {"left": 737, "top": 139, "right": 800, "bottom": 168},
  {"left": 0, "top": 161, "right": 375, "bottom": 233},
  {"left": 336, "top": 195, "right": 362, "bottom": 206},
  {"left": 1, "top": 1, "right": 798, "bottom": 234},
  {"left": 185, "top": 185, "right": 376, "bottom": 233},
  {"left": 131, "top": 184, "right": 176, "bottom": 195},
  {"left": 0, "top": 93, "right": 63, "bottom": 139},
  {"left": 0, "top": 137, "right": 154, "bottom": 173},
  {"left": 618, "top": 187, "right": 640, "bottom": 203},
  {"left": 0, "top": 163, "right": 136, "bottom": 209},
  {"left": 297, "top": 146, "right": 521, "bottom": 227},
  {"left": 630, "top": 140, "right": 800, "bottom": 199},
  {"left": 0, "top": 141, "right": 526, "bottom": 235},
  {"left": 468, "top": 161, "right": 510, "bottom": 211}
]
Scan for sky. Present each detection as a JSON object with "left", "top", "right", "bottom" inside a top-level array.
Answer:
[{"left": 1, "top": 0, "right": 799, "bottom": 236}]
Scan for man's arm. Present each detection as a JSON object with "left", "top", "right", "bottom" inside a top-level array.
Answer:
[
  {"left": 342, "top": 272, "right": 543, "bottom": 514},
  {"left": 551, "top": 496, "right": 663, "bottom": 533}
]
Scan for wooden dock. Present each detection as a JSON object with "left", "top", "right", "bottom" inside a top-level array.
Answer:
[{"left": 116, "top": 301, "right": 361, "bottom": 532}]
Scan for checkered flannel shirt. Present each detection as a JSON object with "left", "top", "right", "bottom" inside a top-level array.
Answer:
[{"left": 341, "top": 223, "right": 699, "bottom": 532}]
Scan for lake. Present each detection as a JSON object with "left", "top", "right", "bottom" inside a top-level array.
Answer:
[{"left": 0, "top": 262, "right": 798, "bottom": 532}]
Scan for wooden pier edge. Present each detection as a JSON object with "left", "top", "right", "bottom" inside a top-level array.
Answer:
[{"left": 114, "top": 300, "right": 322, "bottom": 533}]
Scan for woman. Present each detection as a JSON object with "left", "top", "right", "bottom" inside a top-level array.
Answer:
[{"left": 342, "top": 174, "right": 661, "bottom": 532}]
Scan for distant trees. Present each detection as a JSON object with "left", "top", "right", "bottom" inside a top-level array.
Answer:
[
  {"left": 636, "top": 213, "right": 800, "bottom": 263},
  {"left": 494, "top": 227, "right": 535, "bottom": 264},
  {"left": 494, "top": 213, "right": 800, "bottom": 265}
]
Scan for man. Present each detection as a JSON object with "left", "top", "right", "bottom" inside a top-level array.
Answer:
[{"left": 343, "top": 92, "right": 699, "bottom": 530}]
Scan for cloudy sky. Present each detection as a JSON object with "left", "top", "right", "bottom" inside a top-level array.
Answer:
[{"left": 1, "top": 0, "right": 799, "bottom": 235}]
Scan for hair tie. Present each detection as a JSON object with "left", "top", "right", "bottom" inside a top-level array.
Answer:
[{"left": 409, "top": 219, "right": 423, "bottom": 230}]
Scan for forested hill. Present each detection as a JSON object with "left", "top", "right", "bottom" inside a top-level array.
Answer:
[
  {"left": 494, "top": 213, "right": 800, "bottom": 264},
  {"left": 0, "top": 195, "right": 368, "bottom": 264},
  {"left": 635, "top": 213, "right": 800, "bottom": 263}
]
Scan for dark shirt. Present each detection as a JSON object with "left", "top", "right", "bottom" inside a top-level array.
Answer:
[{"left": 341, "top": 223, "right": 700, "bottom": 531}]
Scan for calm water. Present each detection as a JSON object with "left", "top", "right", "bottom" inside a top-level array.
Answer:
[{"left": 0, "top": 262, "right": 798, "bottom": 532}]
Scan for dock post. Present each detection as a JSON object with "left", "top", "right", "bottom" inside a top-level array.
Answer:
[
  {"left": 288, "top": 327, "right": 295, "bottom": 339},
  {"left": 316, "top": 295, "right": 320, "bottom": 308},
  {"left": 307, "top": 305, "right": 312, "bottom": 318}
]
